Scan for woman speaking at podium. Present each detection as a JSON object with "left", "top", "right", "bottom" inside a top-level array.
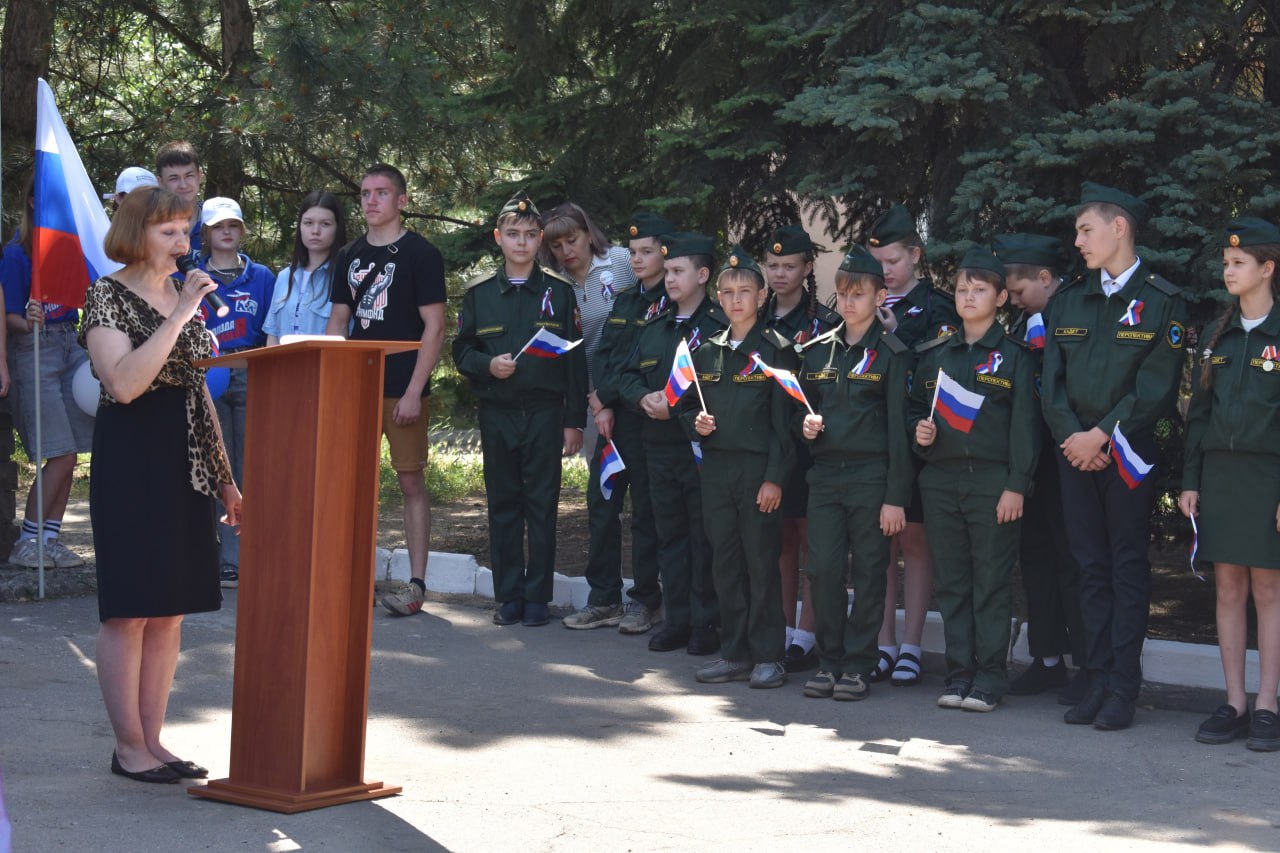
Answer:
[{"left": 81, "top": 186, "right": 241, "bottom": 784}]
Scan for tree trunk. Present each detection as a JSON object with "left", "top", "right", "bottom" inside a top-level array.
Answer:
[
  {"left": 205, "top": 0, "right": 255, "bottom": 200},
  {"left": 1, "top": 0, "right": 54, "bottom": 185}
]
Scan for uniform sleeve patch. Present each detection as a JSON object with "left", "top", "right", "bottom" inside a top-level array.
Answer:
[{"left": 1167, "top": 320, "right": 1185, "bottom": 349}]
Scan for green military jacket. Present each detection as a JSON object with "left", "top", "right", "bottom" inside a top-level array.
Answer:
[
  {"left": 796, "top": 319, "right": 914, "bottom": 507},
  {"left": 1182, "top": 306, "right": 1280, "bottom": 491},
  {"left": 592, "top": 279, "right": 669, "bottom": 410},
  {"left": 767, "top": 290, "right": 842, "bottom": 349},
  {"left": 890, "top": 278, "right": 961, "bottom": 348},
  {"left": 909, "top": 322, "right": 1041, "bottom": 494},
  {"left": 1041, "top": 263, "right": 1187, "bottom": 444},
  {"left": 618, "top": 296, "right": 728, "bottom": 445},
  {"left": 451, "top": 265, "right": 588, "bottom": 428},
  {"left": 675, "top": 320, "right": 797, "bottom": 486}
]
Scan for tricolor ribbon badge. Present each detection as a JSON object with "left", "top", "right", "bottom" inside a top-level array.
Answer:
[
  {"left": 646, "top": 296, "right": 668, "bottom": 321},
  {"left": 906, "top": 305, "right": 924, "bottom": 317},
  {"left": 1189, "top": 513, "right": 1204, "bottom": 581},
  {"left": 1120, "top": 299, "right": 1145, "bottom": 326},
  {"left": 687, "top": 327, "right": 702, "bottom": 351},
  {"left": 539, "top": 286, "right": 555, "bottom": 318},
  {"left": 852, "top": 348, "right": 877, "bottom": 375},
  {"left": 975, "top": 351, "right": 1003, "bottom": 375},
  {"left": 739, "top": 352, "right": 763, "bottom": 377},
  {"left": 1262, "top": 345, "right": 1279, "bottom": 361},
  {"left": 600, "top": 270, "right": 616, "bottom": 300}
]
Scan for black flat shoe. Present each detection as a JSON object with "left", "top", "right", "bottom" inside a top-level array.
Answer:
[
  {"left": 1247, "top": 709, "right": 1280, "bottom": 752},
  {"left": 165, "top": 759, "right": 209, "bottom": 779},
  {"left": 686, "top": 626, "right": 721, "bottom": 656},
  {"left": 782, "top": 644, "right": 819, "bottom": 673},
  {"left": 493, "top": 599, "right": 524, "bottom": 626},
  {"left": 521, "top": 602, "right": 550, "bottom": 627},
  {"left": 648, "top": 624, "right": 691, "bottom": 652},
  {"left": 111, "top": 751, "right": 181, "bottom": 784}
]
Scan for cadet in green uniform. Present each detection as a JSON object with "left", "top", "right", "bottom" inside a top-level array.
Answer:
[
  {"left": 618, "top": 232, "right": 727, "bottom": 654},
  {"left": 1180, "top": 218, "right": 1280, "bottom": 751},
  {"left": 995, "top": 233, "right": 1088, "bottom": 701},
  {"left": 866, "top": 204, "right": 961, "bottom": 686},
  {"left": 563, "top": 212, "right": 675, "bottom": 633},
  {"left": 1043, "top": 183, "right": 1187, "bottom": 731},
  {"left": 678, "top": 246, "right": 796, "bottom": 688},
  {"left": 452, "top": 192, "right": 588, "bottom": 627},
  {"left": 797, "top": 246, "right": 912, "bottom": 702},
  {"left": 911, "top": 247, "right": 1040, "bottom": 712},
  {"left": 763, "top": 223, "right": 842, "bottom": 673}
]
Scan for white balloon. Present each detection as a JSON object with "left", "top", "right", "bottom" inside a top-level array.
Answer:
[{"left": 72, "top": 360, "right": 100, "bottom": 417}]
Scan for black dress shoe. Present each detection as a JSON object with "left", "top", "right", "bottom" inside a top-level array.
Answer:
[
  {"left": 493, "top": 599, "right": 524, "bottom": 625},
  {"left": 648, "top": 624, "right": 691, "bottom": 652},
  {"left": 1058, "top": 668, "right": 1092, "bottom": 706},
  {"left": 1247, "top": 709, "right": 1280, "bottom": 752},
  {"left": 1093, "top": 691, "right": 1136, "bottom": 730},
  {"left": 165, "top": 759, "right": 209, "bottom": 779},
  {"left": 1008, "top": 659, "right": 1069, "bottom": 696},
  {"left": 783, "top": 644, "right": 819, "bottom": 673},
  {"left": 1195, "top": 705, "right": 1250, "bottom": 745},
  {"left": 521, "top": 602, "right": 550, "bottom": 627},
  {"left": 111, "top": 752, "right": 181, "bottom": 784},
  {"left": 1063, "top": 680, "right": 1108, "bottom": 725},
  {"left": 686, "top": 626, "right": 720, "bottom": 656}
]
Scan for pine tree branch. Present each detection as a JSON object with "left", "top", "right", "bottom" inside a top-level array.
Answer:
[{"left": 123, "top": 0, "right": 222, "bottom": 70}]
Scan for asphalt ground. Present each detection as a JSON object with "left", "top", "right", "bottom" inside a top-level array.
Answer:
[{"left": 1, "top": 592, "right": 1277, "bottom": 852}]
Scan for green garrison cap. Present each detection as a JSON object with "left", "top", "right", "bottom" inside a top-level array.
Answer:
[
  {"left": 661, "top": 231, "right": 715, "bottom": 260},
  {"left": 628, "top": 211, "right": 677, "bottom": 240},
  {"left": 721, "top": 244, "right": 762, "bottom": 276},
  {"left": 957, "top": 246, "right": 1006, "bottom": 282},
  {"left": 993, "top": 233, "right": 1065, "bottom": 270},
  {"left": 838, "top": 245, "right": 885, "bottom": 278},
  {"left": 498, "top": 190, "right": 540, "bottom": 222},
  {"left": 867, "top": 204, "right": 917, "bottom": 248},
  {"left": 1079, "top": 182, "right": 1146, "bottom": 224},
  {"left": 1223, "top": 217, "right": 1280, "bottom": 248},
  {"left": 767, "top": 223, "right": 813, "bottom": 256}
]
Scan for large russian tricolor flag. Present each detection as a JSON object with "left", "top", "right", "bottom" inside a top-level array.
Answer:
[
  {"left": 932, "top": 368, "right": 985, "bottom": 434},
  {"left": 31, "top": 78, "right": 119, "bottom": 308}
]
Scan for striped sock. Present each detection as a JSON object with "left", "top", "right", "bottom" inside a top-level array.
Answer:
[
  {"left": 18, "top": 519, "right": 38, "bottom": 542},
  {"left": 42, "top": 519, "right": 63, "bottom": 543}
]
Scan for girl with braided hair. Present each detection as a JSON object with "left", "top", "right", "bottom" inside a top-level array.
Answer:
[
  {"left": 1180, "top": 218, "right": 1280, "bottom": 752},
  {"left": 763, "top": 224, "right": 841, "bottom": 672}
]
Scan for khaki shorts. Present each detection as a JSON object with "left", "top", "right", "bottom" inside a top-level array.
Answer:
[{"left": 382, "top": 397, "right": 431, "bottom": 472}]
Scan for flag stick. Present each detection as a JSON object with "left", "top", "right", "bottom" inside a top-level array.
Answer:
[
  {"left": 691, "top": 366, "right": 708, "bottom": 414},
  {"left": 32, "top": 318, "right": 46, "bottom": 598},
  {"left": 511, "top": 331, "right": 539, "bottom": 362},
  {"left": 928, "top": 366, "right": 943, "bottom": 420}
]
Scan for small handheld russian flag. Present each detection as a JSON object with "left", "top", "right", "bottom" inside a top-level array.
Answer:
[
  {"left": 691, "top": 440, "right": 703, "bottom": 469},
  {"left": 1109, "top": 422, "right": 1153, "bottom": 490},
  {"left": 664, "top": 338, "right": 698, "bottom": 406},
  {"left": 32, "top": 78, "right": 120, "bottom": 308},
  {"left": 516, "top": 327, "right": 582, "bottom": 360},
  {"left": 930, "top": 368, "right": 985, "bottom": 434},
  {"left": 598, "top": 440, "right": 626, "bottom": 500},
  {"left": 1188, "top": 513, "right": 1205, "bottom": 581},
  {"left": 1024, "top": 312, "right": 1046, "bottom": 350},
  {"left": 751, "top": 353, "right": 814, "bottom": 413}
]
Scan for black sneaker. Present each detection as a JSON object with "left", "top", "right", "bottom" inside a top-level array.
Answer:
[
  {"left": 1008, "top": 659, "right": 1069, "bottom": 696},
  {"left": 1247, "top": 709, "right": 1280, "bottom": 752},
  {"left": 783, "top": 643, "right": 819, "bottom": 673},
  {"left": 1058, "top": 668, "right": 1091, "bottom": 706},
  {"left": 219, "top": 567, "right": 239, "bottom": 589},
  {"left": 1195, "top": 705, "right": 1250, "bottom": 745}
]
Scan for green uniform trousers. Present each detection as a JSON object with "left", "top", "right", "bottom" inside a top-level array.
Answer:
[
  {"left": 646, "top": 442, "right": 718, "bottom": 630},
  {"left": 478, "top": 402, "right": 563, "bottom": 605},
  {"left": 921, "top": 466, "right": 1021, "bottom": 697},
  {"left": 701, "top": 451, "right": 786, "bottom": 664},
  {"left": 806, "top": 460, "right": 891, "bottom": 676},
  {"left": 584, "top": 410, "right": 661, "bottom": 609}
]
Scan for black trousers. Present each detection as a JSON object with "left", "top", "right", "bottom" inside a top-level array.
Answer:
[
  {"left": 1056, "top": 441, "right": 1159, "bottom": 700},
  {"left": 1019, "top": 450, "right": 1086, "bottom": 663},
  {"left": 645, "top": 441, "right": 718, "bottom": 630}
]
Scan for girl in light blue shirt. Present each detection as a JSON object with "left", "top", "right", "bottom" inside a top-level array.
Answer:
[{"left": 264, "top": 190, "right": 348, "bottom": 343}]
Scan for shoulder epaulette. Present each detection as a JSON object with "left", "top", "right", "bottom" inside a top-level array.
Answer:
[
  {"left": 540, "top": 267, "right": 575, "bottom": 287},
  {"left": 913, "top": 331, "right": 954, "bottom": 354},
  {"left": 1057, "top": 274, "right": 1086, "bottom": 293},
  {"left": 1143, "top": 272, "right": 1181, "bottom": 297},
  {"left": 707, "top": 327, "right": 732, "bottom": 346},
  {"left": 1003, "top": 333, "right": 1033, "bottom": 351},
  {"left": 465, "top": 270, "right": 496, "bottom": 290},
  {"left": 704, "top": 303, "right": 730, "bottom": 326},
  {"left": 815, "top": 302, "right": 842, "bottom": 325},
  {"left": 799, "top": 324, "right": 843, "bottom": 350},
  {"left": 879, "top": 331, "right": 909, "bottom": 355},
  {"left": 761, "top": 327, "right": 791, "bottom": 351}
]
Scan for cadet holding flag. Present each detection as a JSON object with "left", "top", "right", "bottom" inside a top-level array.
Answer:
[
  {"left": 677, "top": 246, "right": 796, "bottom": 688},
  {"left": 797, "top": 247, "right": 912, "bottom": 702},
  {"left": 619, "top": 232, "right": 727, "bottom": 654},
  {"left": 910, "top": 247, "right": 1040, "bottom": 713},
  {"left": 452, "top": 191, "right": 587, "bottom": 628},
  {"left": 1179, "top": 218, "right": 1280, "bottom": 752},
  {"left": 1043, "top": 183, "right": 1187, "bottom": 731}
]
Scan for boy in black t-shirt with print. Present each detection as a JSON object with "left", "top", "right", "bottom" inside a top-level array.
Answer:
[{"left": 327, "top": 163, "right": 448, "bottom": 617}]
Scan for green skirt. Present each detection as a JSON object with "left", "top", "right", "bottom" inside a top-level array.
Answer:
[{"left": 1199, "top": 451, "right": 1280, "bottom": 570}]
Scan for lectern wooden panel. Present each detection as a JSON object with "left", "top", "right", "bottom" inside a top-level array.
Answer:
[{"left": 189, "top": 340, "right": 417, "bottom": 813}]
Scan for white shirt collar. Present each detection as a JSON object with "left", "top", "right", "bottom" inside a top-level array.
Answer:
[{"left": 1101, "top": 257, "right": 1141, "bottom": 296}]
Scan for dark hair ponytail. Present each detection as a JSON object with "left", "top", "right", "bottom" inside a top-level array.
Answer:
[{"left": 804, "top": 249, "right": 818, "bottom": 334}]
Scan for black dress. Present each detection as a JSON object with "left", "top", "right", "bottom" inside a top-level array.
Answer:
[{"left": 81, "top": 277, "right": 234, "bottom": 621}]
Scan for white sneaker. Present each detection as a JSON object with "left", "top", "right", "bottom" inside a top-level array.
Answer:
[
  {"left": 7, "top": 539, "right": 41, "bottom": 568},
  {"left": 46, "top": 540, "right": 85, "bottom": 568}
]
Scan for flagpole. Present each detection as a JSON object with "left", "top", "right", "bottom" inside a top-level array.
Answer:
[
  {"left": 928, "top": 367, "right": 943, "bottom": 420},
  {"left": 32, "top": 315, "right": 46, "bottom": 598},
  {"left": 691, "top": 368, "right": 707, "bottom": 414}
]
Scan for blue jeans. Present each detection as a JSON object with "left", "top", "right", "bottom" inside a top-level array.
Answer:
[{"left": 213, "top": 367, "right": 247, "bottom": 571}]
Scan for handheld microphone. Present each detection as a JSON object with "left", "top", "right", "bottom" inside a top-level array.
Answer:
[{"left": 175, "top": 252, "right": 229, "bottom": 318}]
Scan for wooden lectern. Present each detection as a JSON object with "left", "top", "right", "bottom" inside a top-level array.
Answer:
[{"left": 189, "top": 339, "right": 418, "bottom": 813}]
